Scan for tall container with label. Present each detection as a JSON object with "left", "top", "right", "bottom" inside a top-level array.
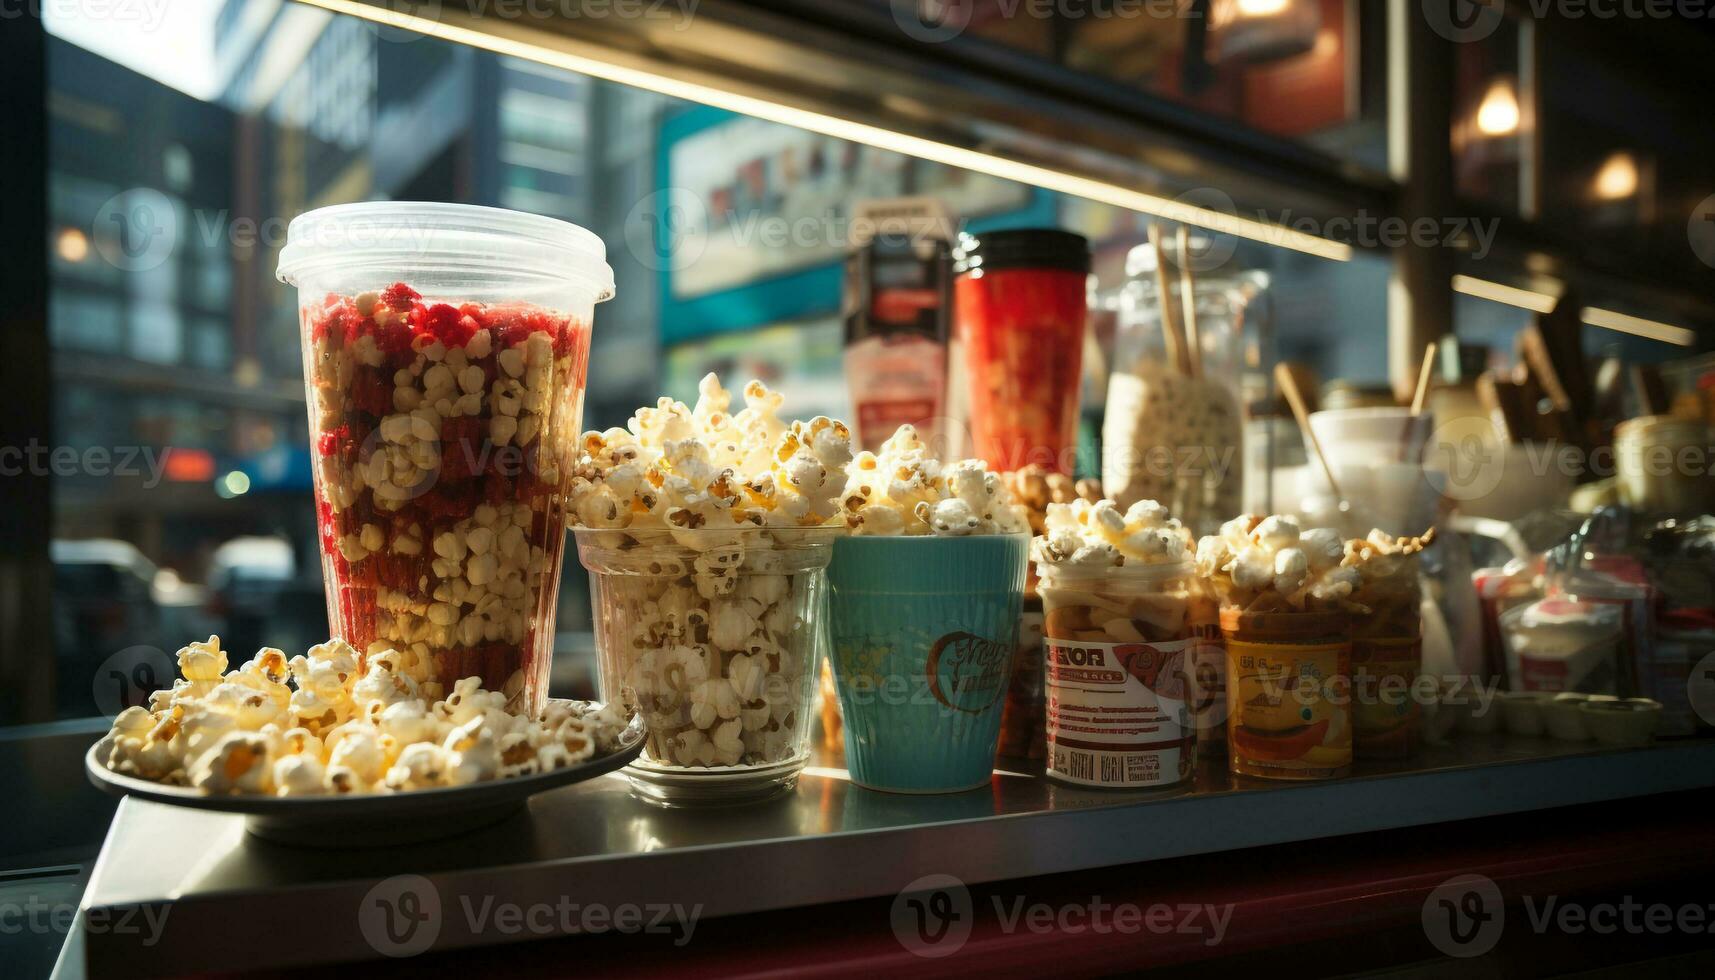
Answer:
[
  {"left": 1040, "top": 561, "right": 1198, "bottom": 788},
  {"left": 843, "top": 237, "right": 952, "bottom": 452}
]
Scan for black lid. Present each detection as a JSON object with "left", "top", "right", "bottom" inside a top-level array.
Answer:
[{"left": 953, "top": 228, "right": 1090, "bottom": 276}]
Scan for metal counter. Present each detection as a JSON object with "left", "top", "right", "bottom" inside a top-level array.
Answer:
[{"left": 74, "top": 736, "right": 1715, "bottom": 977}]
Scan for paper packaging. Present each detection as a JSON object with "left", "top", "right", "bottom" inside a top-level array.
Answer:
[
  {"left": 842, "top": 225, "right": 951, "bottom": 453},
  {"left": 1501, "top": 597, "right": 1625, "bottom": 694}
]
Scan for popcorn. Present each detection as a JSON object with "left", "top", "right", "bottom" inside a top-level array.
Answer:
[
  {"left": 1341, "top": 527, "right": 1436, "bottom": 638},
  {"left": 177, "top": 636, "right": 227, "bottom": 684},
  {"left": 840, "top": 425, "right": 1029, "bottom": 537},
  {"left": 1196, "top": 514, "right": 1381, "bottom": 613},
  {"left": 567, "top": 376, "right": 846, "bottom": 775},
  {"left": 95, "top": 634, "right": 628, "bottom": 795},
  {"left": 301, "top": 286, "right": 583, "bottom": 713},
  {"left": 1032, "top": 497, "right": 1191, "bottom": 571},
  {"left": 190, "top": 731, "right": 272, "bottom": 794},
  {"left": 274, "top": 754, "right": 328, "bottom": 797},
  {"left": 570, "top": 374, "right": 851, "bottom": 536}
]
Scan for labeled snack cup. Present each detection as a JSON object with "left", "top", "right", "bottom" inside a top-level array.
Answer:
[
  {"left": 277, "top": 203, "right": 614, "bottom": 715},
  {"left": 828, "top": 533, "right": 1029, "bottom": 792},
  {"left": 1348, "top": 533, "right": 1431, "bottom": 759},
  {"left": 1039, "top": 561, "right": 1197, "bottom": 788},
  {"left": 1222, "top": 608, "right": 1353, "bottom": 780},
  {"left": 575, "top": 526, "right": 835, "bottom": 805},
  {"left": 1196, "top": 514, "right": 1365, "bottom": 781}
]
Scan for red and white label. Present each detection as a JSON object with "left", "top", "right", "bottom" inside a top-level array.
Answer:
[{"left": 1045, "top": 637, "right": 1194, "bottom": 788}]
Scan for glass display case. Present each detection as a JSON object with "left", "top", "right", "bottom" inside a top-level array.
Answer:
[{"left": 6, "top": 2, "right": 1715, "bottom": 976}]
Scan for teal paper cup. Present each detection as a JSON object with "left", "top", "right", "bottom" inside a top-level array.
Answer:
[{"left": 827, "top": 534, "right": 1028, "bottom": 793}]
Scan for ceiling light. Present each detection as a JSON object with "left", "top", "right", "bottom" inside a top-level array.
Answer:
[
  {"left": 1475, "top": 79, "right": 1520, "bottom": 138},
  {"left": 1591, "top": 152, "right": 1639, "bottom": 201},
  {"left": 298, "top": 0, "right": 1353, "bottom": 261},
  {"left": 1580, "top": 307, "right": 1694, "bottom": 346}
]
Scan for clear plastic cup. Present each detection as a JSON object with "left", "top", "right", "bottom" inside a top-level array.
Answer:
[
  {"left": 276, "top": 202, "right": 614, "bottom": 716},
  {"left": 573, "top": 526, "right": 838, "bottom": 806}
]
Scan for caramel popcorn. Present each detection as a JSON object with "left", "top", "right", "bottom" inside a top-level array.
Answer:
[{"left": 1004, "top": 463, "right": 1102, "bottom": 536}]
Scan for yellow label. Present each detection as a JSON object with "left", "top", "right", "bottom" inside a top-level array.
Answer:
[
  {"left": 1351, "top": 637, "right": 1423, "bottom": 746},
  {"left": 1226, "top": 638, "right": 1352, "bottom": 779}
]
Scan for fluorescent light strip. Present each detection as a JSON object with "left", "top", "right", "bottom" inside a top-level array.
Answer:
[
  {"left": 1454, "top": 275, "right": 1697, "bottom": 347},
  {"left": 298, "top": 0, "right": 1352, "bottom": 261},
  {"left": 1579, "top": 307, "right": 1696, "bottom": 347},
  {"left": 1452, "top": 273, "right": 1559, "bottom": 314}
]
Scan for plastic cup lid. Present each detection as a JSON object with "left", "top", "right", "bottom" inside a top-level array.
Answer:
[{"left": 276, "top": 201, "right": 615, "bottom": 301}]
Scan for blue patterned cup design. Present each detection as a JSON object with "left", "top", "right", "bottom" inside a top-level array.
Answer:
[{"left": 827, "top": 534, "right": 1028, "bottom": 793}]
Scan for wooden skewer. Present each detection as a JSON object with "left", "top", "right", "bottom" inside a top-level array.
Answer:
[
  {"left": 1399, "top": 340, "right": 1439, "bottom": 463},
  {"left": 1275, "top": 362, "right": 1346, "bottom": 508},
  {"left": 1147, "top": 221, "right": 1189, "bottom": 377},
  {"left": 1176, "top": 225, "right": 1202, "bottom": 380},
  {"left": 1410, "top": 340, "right": 1438, "bottom": 416},
  {"left": 1632, "top": 364, "right": 1669, "bottom": 416}
]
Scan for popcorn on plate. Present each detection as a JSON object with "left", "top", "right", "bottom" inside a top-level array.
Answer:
[{"left": 94, "top": 636, "right": 628, "bottom": 795}]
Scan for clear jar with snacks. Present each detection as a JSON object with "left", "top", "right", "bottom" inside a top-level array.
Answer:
[
  {"left": 1222, "top": 609, "right": 1353, "bottom": 781},
  {"left": 574, "top": 526, "right": 839, "bottom": 805},
  {"left": 1040, "top": 561, "right": 1198, "bottom": 788},
  {"left": 276, "top": 202, "right": 614, "bottom": 716},
  {"left": 1104, "top": 245, "right": 1265, "bottom": 534}
]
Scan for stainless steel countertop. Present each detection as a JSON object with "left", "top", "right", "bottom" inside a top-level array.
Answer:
[{"left": 74, "top": 736, "right": 1715, "bottom": 977}]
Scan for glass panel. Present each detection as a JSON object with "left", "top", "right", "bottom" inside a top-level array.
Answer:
[
  {"left": 33, "top": 7, "right": 1387, "bottom": 726},
  {"left": 1451, "top": 13, "right": 1526, "bottom": 214},
  {"left": 878, "top": 0, "right": 1382, "bottom": 171}
]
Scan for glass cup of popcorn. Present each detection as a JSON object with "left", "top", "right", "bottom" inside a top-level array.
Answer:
[
  {"left": 277, "top": 203, "right": 614, "bottom": 716},
  {"left": 574, "top": 525, "right": 838, "bottom": 805}
]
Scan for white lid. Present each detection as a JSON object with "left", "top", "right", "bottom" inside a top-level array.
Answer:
[{"left": 276, "top": 201, "right": 615, "bottom": 301}]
